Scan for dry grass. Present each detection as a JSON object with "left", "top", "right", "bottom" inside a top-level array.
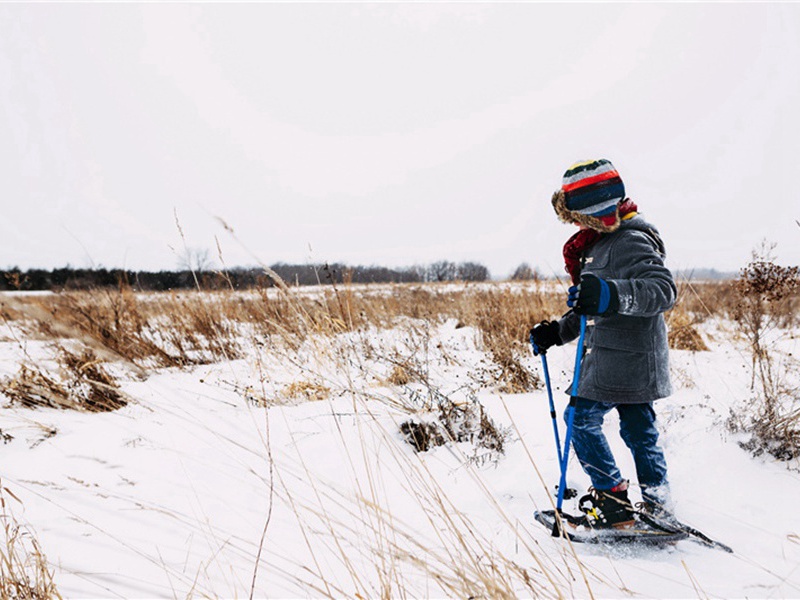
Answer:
[
  {"left": 1, "top": 347, "right": 127, "bottom": 412},
  {"left": 8, "top": 278, "right": 792, "bottom": 412},
  {"left": 2, "top": 281, "right": 565, "bottom": 395},
  {"left": 386, "top": 365, "right": 413, "bottom": 386},
  {"left": 0, "top": 280, "right": 573, "bottom": 594},
  {"left": 6, "top": 287, "right": 242, "bottom": 369},
  {"left": 0, "top": 485, "right": 61, "bottom": 600},
  {"left": 266, "top": 388, "right": 589, "bottom": 600},
  {"left": 282, "top": 381, "right": 331, "bottom": 402},
  {"left": 1, "top": 366, "right": 74, "bottom": 411},
  {"left": 672, "top": 279, "right": 735, "bottom": 322},
  {"left": 667, "top": 309, "right": 709, "bottom": 351},
  {"left": 470, "top": 286, "right": 552, "bottom": 393},
  {"left": 8, "top": 277, "right": 780, "bottom": 405}
]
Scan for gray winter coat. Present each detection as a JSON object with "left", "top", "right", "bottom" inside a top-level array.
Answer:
[{"left": 557, "top": 215, "right": 676, "bottom": 404}]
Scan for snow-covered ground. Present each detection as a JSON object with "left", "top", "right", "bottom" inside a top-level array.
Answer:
[{"left": 1, "top": 306, "right": 799, "bottom": 598}]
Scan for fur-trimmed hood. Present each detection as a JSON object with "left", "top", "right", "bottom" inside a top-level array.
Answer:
[{"left": 551, "top": 189, "right": 621, "bottom": 233}]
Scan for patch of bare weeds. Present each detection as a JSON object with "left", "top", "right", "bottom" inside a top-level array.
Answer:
[
  {"left": 399, "top": 388, "right": 509, "bottom": 461},
  {"left": 1, "top": 348, "right": 127, "bottom": 413}
]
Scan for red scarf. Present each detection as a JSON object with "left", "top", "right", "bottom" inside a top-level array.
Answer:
[{"left": 562, "top": 200, "right": 638, "bottom": 284}]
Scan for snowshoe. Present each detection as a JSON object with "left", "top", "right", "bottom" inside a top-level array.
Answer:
[
  {"left": 534, "top": 508, "right": 689, "bottom": 546},
  {"left": 535, "top": 481, "right": 688, "bottom": 546}
]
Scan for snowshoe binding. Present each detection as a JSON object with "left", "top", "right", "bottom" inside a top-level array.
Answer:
[{"left": 577, "top": 482, "right": 636, "bottom": 529}]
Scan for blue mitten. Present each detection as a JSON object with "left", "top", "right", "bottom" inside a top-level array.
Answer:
[{"left": 567, "top": 274, "right": 619, "bottom": 315}]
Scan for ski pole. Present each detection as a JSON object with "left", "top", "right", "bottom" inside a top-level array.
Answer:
[
  {"left": 529, "top": 333, "right": 563, "bottom": 465},
  {"left": 553, "top": 315, "right": 587, "bottom": 536}
]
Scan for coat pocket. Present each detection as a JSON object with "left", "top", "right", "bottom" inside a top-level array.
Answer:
[{"left": 591, "top": 326, "right": 653, "bottom": 392}]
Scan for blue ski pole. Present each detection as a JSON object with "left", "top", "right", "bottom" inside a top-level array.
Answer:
[
  {"left": 553, "top": 314, "right": 587, "bottom": 536},
  {"left": 529, "top": 333, "right": 563, "bottom": 465}
]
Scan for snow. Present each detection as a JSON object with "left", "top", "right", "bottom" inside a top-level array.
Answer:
[{"left": 1, "top": 305, "right": 799, "bottom": 598}]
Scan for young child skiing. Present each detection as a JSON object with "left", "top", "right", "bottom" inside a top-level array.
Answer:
[{"left": 531, "top": 159, "right": 677, "bottom": 529}]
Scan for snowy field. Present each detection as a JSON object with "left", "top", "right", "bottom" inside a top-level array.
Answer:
[{"left": 0, "top": 287, "right": 799, "bottom": 598}]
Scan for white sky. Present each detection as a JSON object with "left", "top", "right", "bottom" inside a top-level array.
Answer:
[{"left": 1, "top": 3, "right": 799, "bottom": 278}]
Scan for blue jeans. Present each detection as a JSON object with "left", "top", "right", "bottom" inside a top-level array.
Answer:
[{"left": 567, "top": 398, "right": 669, "bottom": 496}]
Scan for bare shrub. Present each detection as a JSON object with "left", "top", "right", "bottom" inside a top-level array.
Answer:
[
  {"left": 731, "top": 243, "right": 800, "bottom": 460},
  {"left": 455, "top": 262, "right": 490, "bottom": 282},
  {"left": 510, "top": 263, "right": 537, "bottom": 281},
  {"left": 734, "top": 247, "right": 799, "bottom": 414},
  {"left": 428, "top": 261, "right": 457, "bottom": 282}
]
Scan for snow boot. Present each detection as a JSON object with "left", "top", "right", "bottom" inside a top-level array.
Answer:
[
  {"left": 578, "top": 480, "right": 636, "bottom": 529},
  {"left": 638, "top": 484, "right": 677, "bottom": 524}
]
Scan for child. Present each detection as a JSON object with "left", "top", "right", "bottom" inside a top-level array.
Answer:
[{"left": 531, "top": 159, "right": 677, "bottom": 528}]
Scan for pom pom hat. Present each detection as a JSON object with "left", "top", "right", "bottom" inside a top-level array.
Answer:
[{"left": 552, "top": 159, "right": 627, "bottom": 232}]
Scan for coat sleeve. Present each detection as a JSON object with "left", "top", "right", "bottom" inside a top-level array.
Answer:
[
  {"left": 557, "top": 309, "right": 581, "bottom": 344},
  {"left": 608, "top": 230, "right": 677, "bottom": 317}
]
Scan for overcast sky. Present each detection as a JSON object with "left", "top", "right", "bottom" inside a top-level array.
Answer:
[{"left": 2, "top": 3, "right": 799, "bottom": 278}]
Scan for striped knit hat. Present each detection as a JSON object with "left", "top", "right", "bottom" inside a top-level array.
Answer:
[{"left": 551, "top": 159, "right": 626, "bottom": 232}]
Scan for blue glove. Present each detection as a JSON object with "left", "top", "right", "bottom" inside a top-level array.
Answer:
[{"left": 567, "top": 274, "right": 619, "bottom": 315}]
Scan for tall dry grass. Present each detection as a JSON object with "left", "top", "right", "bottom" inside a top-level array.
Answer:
[
  {"left": 7, "top": 276, "right": 786, "bottom": 416},
  {"left": 0, "top": 484, "right": 61, "bottom": 600},
  {"left": 6, "top": 276, "right": 775, "bottom": 409},
  {"left": 2, "top": 280, "right": 567, "bottom": 394}
]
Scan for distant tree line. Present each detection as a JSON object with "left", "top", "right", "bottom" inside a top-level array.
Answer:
[{"left": 0, "top": 260, "right": 492, "bottom": 291}]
